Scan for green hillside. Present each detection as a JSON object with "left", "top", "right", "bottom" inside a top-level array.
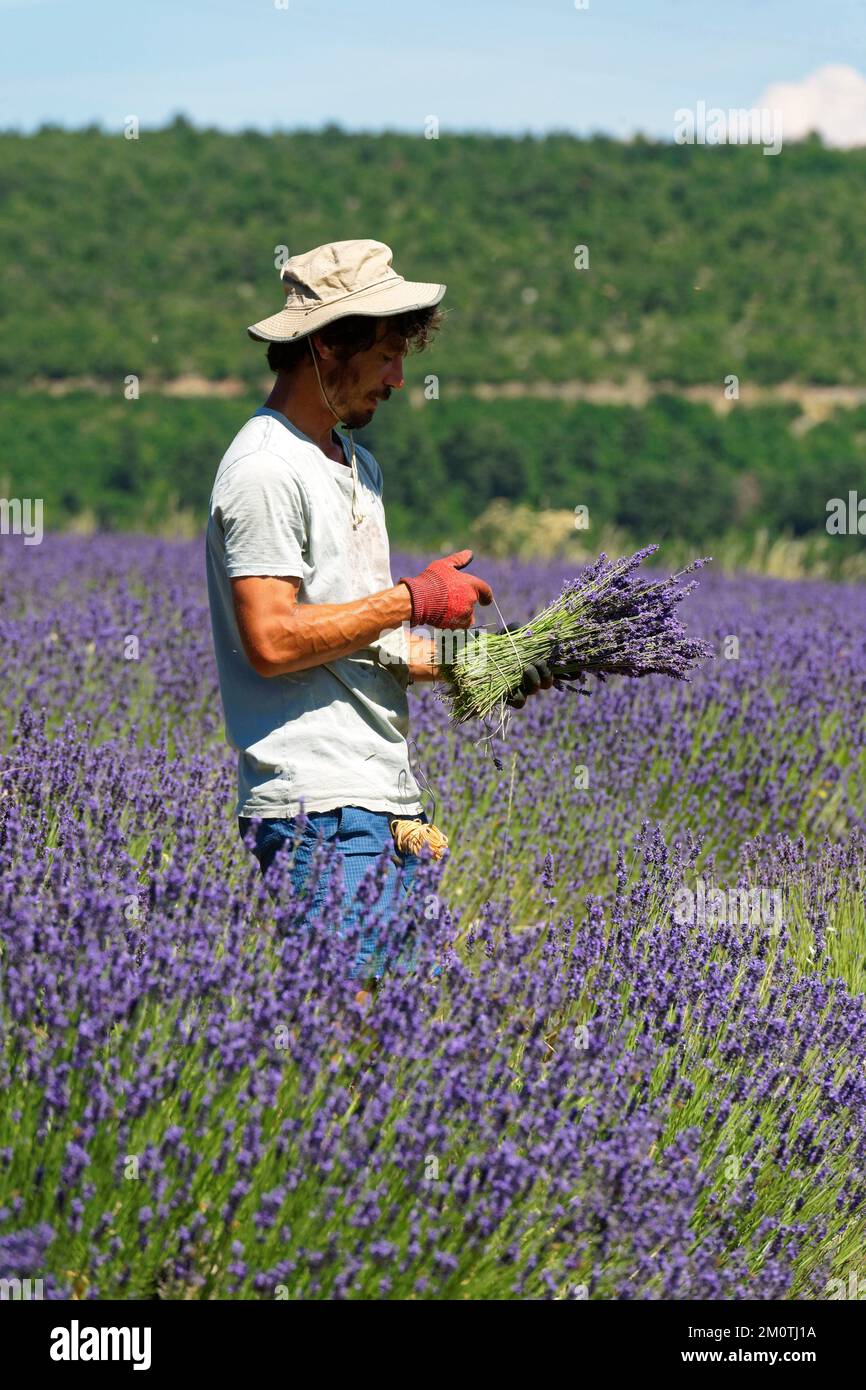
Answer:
[
  {"left": 2, "top": 122, "right": 865, "bottom": 558},
  {"left": 3, "top": 390, "right": 864, "bottom": 558},
  {"left": 2, "top": 120, "right": 865, "bottom": 388}
]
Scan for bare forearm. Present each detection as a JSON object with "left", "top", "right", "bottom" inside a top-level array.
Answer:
[{"left": 251, "top": 584, "right": 413, "bottom": 677}]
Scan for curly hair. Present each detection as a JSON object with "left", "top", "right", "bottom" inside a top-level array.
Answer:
[{"left": 265, "top": 305, "right": 443, "bottom": 375}]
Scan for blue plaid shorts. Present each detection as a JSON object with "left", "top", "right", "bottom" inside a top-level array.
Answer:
[{"left": 238, "top": 804, "right": 429, "bottom": 981}]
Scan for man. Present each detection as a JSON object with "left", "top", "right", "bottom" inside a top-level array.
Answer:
[{"left": 206, "top": 239, "right": 551, "bottom": 980}]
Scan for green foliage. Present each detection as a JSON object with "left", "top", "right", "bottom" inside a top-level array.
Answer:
[
  {"left": 3, "top": 124, "right": 865, "bottom": 557},
  {"left": 2, "top": 125, "right": 866, "bottom": 386},
  {"left": 4, "top": 390, "right": 865, "bottom": 557}
]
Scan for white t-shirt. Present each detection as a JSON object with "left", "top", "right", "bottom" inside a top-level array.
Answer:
[{"left": 205, "top": 406, "right": 424, "bottom": 820}]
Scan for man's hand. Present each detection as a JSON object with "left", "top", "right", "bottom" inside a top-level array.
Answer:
[
  {"left": 407, "top": 633, "right": 445, "bottom": 682},
  {"left": 496, "top": 625, "right": 555, "bottom": 709},
  {"left": 397, "top": 549, "right": 493, "bottom": 630}
]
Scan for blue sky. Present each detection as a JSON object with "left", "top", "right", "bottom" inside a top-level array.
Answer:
[{"left": 1, "top": 0, "right": 864, "bottom": 139}]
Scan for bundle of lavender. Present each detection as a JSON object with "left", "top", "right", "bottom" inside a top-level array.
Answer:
[{"left": 443, "top": 545, "right": 714, "bottom": 724}]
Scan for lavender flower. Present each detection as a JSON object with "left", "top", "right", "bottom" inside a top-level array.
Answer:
[{"left": 443, "top": 546, "right": 714, "bottom": 722}]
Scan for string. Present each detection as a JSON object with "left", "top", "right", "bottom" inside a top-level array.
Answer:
[
  {"left": 473, "top": 590, "right": 527, "bottom": 692},
  {"left": 404, "top": 735, "right": 437, "bottom": 825},
  {"left": 393, "top": 746, "right": 449, "bottom": 861},
  {"left": 468, "top": 590, "right": 530, "bottom": 749},
  {"left": 307, "top": 338, "right": 366, "bottom": 528}
]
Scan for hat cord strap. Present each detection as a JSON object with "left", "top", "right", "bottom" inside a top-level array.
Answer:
[
  {"left": 307, "top": 340, "right": 365, "bottom": 528},
  {"left": 347, "top": 432, "right": 364, "bottom": 529}
]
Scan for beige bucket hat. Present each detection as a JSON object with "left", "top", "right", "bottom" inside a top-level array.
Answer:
[{"left": 247, "top": 238, "right": 446, "bottom": 342}]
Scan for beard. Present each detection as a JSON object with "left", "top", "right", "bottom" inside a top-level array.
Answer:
[
  {"left": 339, "top": 401, "right": 377, "bottom": 429},
  {"left": 323, "top": 361, "right": 384, "bottom": 429}
]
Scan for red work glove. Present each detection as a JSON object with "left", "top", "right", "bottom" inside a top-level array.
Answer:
[{"left": 398, "top": 549, "right": 494, "bottom": 629}]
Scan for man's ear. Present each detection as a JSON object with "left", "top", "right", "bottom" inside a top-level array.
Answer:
[{"left": 309, "top": 332, "right": 335, "bottom": 363}]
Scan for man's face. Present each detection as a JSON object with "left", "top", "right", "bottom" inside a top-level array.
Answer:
[{"left": 320, "top": 321, "right": 407, "bottom": 429}]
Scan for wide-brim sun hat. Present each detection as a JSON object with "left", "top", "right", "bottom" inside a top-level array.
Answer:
[{"left": 247, "top": 238, "right": 446, "bottom": 342}]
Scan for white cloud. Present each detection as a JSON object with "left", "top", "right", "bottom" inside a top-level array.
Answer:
[{"left": 757, "top": 64, "right": 866, "bottom": 148}]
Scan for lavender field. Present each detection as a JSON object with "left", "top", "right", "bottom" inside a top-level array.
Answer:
[{"left": 1, "top": 535, "right": 865, "bottom": 1300}]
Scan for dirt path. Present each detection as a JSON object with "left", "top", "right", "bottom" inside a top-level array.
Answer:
[{"left": 16, "top": 373, "right": 866, "bottom": 424}]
